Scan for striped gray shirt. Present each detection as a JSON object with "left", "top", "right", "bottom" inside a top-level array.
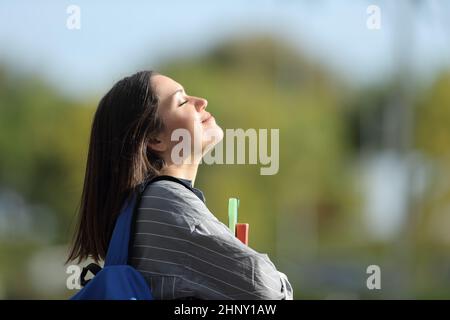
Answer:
[{"left": 129, "top": 178, "right": 293, "bottom": 300}]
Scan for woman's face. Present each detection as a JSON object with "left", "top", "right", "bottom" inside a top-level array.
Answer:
[{"left": 150, "top": 74, "right": 224, "bottom": 164}]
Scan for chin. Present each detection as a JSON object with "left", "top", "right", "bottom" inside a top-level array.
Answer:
[
  {"left": 202, "top": 125, "right": 224, "bottom": 153},
  {"left": 213, "top": 124, "right": 224, "bottom": 141}
]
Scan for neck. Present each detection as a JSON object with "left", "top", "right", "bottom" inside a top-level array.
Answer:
[{"left": 160, "top": 163, "right": 199, "bottom": 186}]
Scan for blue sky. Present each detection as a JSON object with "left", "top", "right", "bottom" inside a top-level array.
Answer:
[{"left": 0, "top": 0, "right": 449, "bottom": 99}]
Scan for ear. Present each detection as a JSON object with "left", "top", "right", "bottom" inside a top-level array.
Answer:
[{"left": 148, "top": 135, "right": 167, "bottom": 153}]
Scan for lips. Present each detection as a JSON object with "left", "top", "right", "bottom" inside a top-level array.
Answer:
[{"left": 201, "top": 112, "right": 212, "bottom": 123}]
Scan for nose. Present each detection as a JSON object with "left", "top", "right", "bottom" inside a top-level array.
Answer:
[{"left": 195, "top": 97, "right": 208, "bottom": 111}]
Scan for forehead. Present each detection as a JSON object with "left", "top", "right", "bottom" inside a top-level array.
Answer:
[{"left": 152, "top": 74, "right": 182, "bottom": 98}]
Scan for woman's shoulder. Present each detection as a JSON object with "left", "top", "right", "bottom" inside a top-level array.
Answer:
[
  {"left": 140, "top": 179, "right": 204, "bottom": 209},
  {"left": 143, "top": 179, "right": 190, "bottom": 196},
  {"left": 136, "top": 179, "right": 210, "bottom": 231},
  {"left": 137, "top": 178, "right": 219, "bottom": 225}
]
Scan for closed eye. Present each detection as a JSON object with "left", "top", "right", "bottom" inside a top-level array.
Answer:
[{"left": 179, "top": 100, "right": 188, "bottom": 107}]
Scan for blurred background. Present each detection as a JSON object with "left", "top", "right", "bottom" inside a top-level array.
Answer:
[{"left": 1, "top": 0, "right": 450, "bottom": 299}]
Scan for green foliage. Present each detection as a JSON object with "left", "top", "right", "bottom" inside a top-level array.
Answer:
[
  {"left": 1, "top": 38, "right": 450, "bottom": 298},
  {"left": 0, "top": 70, "right": 94, "bottom": 241}
]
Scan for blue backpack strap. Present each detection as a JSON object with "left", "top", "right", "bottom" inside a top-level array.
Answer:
[
  {"left": 104, "top": 192, "right": 138, "bottom": 266},
  {"left": 104, "top": 175, "right": 191, "bottom": 267}
]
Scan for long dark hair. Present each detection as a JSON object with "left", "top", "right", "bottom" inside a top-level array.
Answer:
[{"left": 67, "top": 70, "right": 164, "bottom": 264}]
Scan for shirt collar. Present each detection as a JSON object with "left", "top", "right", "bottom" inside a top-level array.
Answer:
[{"left": 170, "top": 177, "right": 206, "bottom": 203}]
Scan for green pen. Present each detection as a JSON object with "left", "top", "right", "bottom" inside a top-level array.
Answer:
[{"left": 228, "top": 198, "right": 239, "bottom": 235}]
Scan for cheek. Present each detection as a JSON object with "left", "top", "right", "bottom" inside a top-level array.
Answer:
[
  {"left": 172, "top": 112, "right": 198, "bottom": 133},
  {"left": 162, "top": 110, "right": 201, "bottom": 142}
]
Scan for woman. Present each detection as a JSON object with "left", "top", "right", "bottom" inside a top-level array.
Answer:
[{"left": 67, "top": 71, "right": 293, "bottom": 300}]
